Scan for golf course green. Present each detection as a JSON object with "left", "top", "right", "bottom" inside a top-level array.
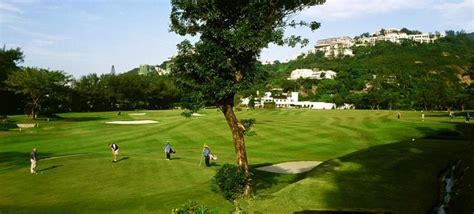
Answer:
[{"left": 0, "top": 109, "right": 472, "bottom": 213}]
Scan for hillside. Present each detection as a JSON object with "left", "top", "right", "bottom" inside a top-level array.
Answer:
[{"left": 259, "top": 32, "right": 474, "bottom": 110}]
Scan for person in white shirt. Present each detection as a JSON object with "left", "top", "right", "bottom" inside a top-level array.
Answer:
[{"left": 108, "top": 143, "right": 119, "bottom": 162}]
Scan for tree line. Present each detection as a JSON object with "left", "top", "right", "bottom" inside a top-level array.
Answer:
[{"left": 0, "top": 47, "right": 180, "bottom": 118}]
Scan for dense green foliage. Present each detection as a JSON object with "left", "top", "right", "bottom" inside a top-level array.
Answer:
[
  {"left": 71, "top": 72, "right": 180, "bottom": 112},
  {"left": 0, "top": 109, "right": 472, "bottom": 213},
  {"left": 239, "top": 118, "right": 256, "bottom": 136},
  {"left": 172, "top": 200, "right": 210, "bottom": 214},
  {"left": 262, "top": 32, "right": 474, "bottom": 110},
  {"left": 0, "top": 47, "right": 24, "bottom": 115},
  {"left": 5, "top": 67, "right": 71, "bottom": 118},
  {"left": 212, "top": 164, "right": 251, "bottom": 201},
  {"left": 170, "top": 1, "right": 323, "bottom": 105}
]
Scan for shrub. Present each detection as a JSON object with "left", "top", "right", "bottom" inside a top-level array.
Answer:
[
  {"left": 239, "top": 118, "right": 256, "bottom": 136},
  {"left": 263, "top": 101, "right": 276, "bottom": 109},
  {"left": 211, "top": 164, "right": 252, "bottom": 202},
  {"left": 181, "top": 110, "right": 193, "bottom": 119},
  {"left": 235, "top": 106, "right": 242, "bottom": 111},
  {"left": 172, "top": 200, "right": 210, "bottom": 214}
]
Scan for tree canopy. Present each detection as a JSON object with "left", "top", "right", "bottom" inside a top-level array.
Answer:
[
  {"left": 0, "top": 47, "right": 24, "bottom": 115},
  {"left": 5, "top": 67, "right": 71, "bottom": 118}
]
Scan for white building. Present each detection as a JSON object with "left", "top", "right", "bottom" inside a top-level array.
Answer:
[
  {"left": 155, "top": 66, "right": 170, "bottom": 75},
  {"left": 288, "top": 69, "right": 337, "bottom": 80},
  {"left": 313, "top": 36, "right": 354, "bottom": 58},
  {"left": 357, "top": 28, "right": 440, "bottom": 45},
  {"left": 250, "top": 92, "right": 353, "bottom": 110}
]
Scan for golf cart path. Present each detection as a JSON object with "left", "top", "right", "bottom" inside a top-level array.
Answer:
[
  {"left": 105, "top": 120, "right": 158, "bottom": 124},
  {"left": 256, "top": 161, "right": 322, "bottom": 174}
]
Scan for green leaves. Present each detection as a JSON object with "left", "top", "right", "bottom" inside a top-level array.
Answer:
[
  {"left": 170, "top": 1, "right": 324, "bottom": 108},
  {"left": 212, "top": 164, "right": 252, "bottom": 202}
]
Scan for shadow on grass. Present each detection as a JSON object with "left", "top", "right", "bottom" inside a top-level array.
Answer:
[
  {"left": 116, "top": 156, "right": 129, "bottom": 162},
  {"left": 0, "top": 152, "right": 54, "bottom": 173},
  {"left": 0, "top": 122, "right": 18, "bottom": 131},
  {"left": 62, "top": 116, "right": 105, "bottom": 122},
  {"left": 250, "top": 162, "right": 309, "bottom": 197},
  {"left": 38, "top": 164, "right": 62, "bottom": 172},
  {"left": 426, "top": 111, "right": 472, "bottom": 118},
  {"left": 292, "top": 123, "right": 473, "bottom": 214},
  {"left": 169, "top": 157, "right": 182, "bottom": 160}
]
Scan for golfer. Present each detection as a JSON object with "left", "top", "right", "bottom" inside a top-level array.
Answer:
[
  {"left": 203, "top": 144, "right": 211, "bottom": 167},
  {"left": 108, "top": 143, "right": 119, "bottom": 162},
  {"left": 30, "top": 148, "right": 38, "bottom": 174},
  {"left": 164, "top": 141, "right": 175, "bottom": 160}
]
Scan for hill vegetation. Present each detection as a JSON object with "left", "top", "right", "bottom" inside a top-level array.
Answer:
[{"left": 261, "top": 31, "right": 474, "bottom": 110}]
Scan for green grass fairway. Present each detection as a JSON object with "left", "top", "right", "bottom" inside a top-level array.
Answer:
[{"left": 0, "top": 109, "right": 472, "bottom": 213}]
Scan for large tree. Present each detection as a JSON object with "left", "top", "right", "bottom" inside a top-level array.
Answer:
[
  {"left": 0, "top": 46, "right": 24, "bottom": 115},
  {"left": 5, "top": 67, "right": 71, "bottom": 118},
  {"left": 170, "top": 0, "right": 325, "bottom": 194}
]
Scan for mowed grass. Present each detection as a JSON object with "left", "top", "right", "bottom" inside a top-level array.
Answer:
[{"left": 0, "top": 109, "right": 472, "bottom": 213}]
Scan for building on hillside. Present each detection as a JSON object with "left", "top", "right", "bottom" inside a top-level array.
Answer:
[
  {"left": 288, "top": 69, "right": 337, "bottom": 80},
  {"left": 138, "top": 64, "right": 170, "bottom": 76},
  {"left": 357, "top": 28, "right": 441, "bottom": 45},
  {"left": 155, "top": 66, "right": 170, "bottom": 75},
  {"left": 246, "top": 91, "right": 353, "bottom": 110},
  {"left": 313, "top": 36, "right": 354, "bottom": 58},
  {"left": 310, "top": 28, "right": 443, "bottom": 59}
]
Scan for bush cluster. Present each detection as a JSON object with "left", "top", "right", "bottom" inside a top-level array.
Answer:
[{"left": 211, "top": 164, "right": 252, "bottom": 201}]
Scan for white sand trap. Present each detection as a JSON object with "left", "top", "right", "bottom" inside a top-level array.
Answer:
[
  {"left": 106, "top": 120, "right": 158, "bottom": 124},
  {"left": 128, "top": 113, "right": 146, "bottom": 116},
  {"left": 192, "top": 113, "right": 204, "bottom": 116},
  {"left": 256, "top": 161, "right": 322, "bottom": 174}
]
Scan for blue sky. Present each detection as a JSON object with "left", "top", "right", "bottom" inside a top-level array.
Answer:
[{"left": 1, "top": 0, "right": 473, "bottom": 78}]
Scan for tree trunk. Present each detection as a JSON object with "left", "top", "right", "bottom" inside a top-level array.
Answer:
[
  {"left": 31, "top": 97, "right": 39, "bottom": 119},
  {"left": 219, "top": 95, "right": 251, "bottom": 196}
]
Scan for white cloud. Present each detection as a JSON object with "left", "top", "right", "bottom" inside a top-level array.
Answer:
[
  {"left": 0, "top": 2, "right": 22, "bottom": 13},
  {"left": 0, "top": 13, "right": 23, "bottom": 24},
  {"left": 0, "top": 2, "right": 24, "bottom": 24},
  {"left": 300, "top": 0, "right": 473, "bottom": 31},
  {"left": 433, "top": 0, "right": 474, "bottom": 31},
  {"left": 31, "top": 39, "right": 55, "bottom": 47},
  {"left": 7, "top": 26, "right": 71, "bottom": 42},
  {"left": 301, "top": 0, "right": 428, "bottom": 20}
]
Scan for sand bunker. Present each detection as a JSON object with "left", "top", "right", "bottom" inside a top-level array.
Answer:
[
  {"left": 192, "top": 113, "right": 204, "bottom": 116},
  {"left": 128, "top": 113, "right": 146, "bottom": 116},
  {"left": 106, "top": 120, "right": 158, "bottom": 124},
  {"left": 256, "top": 161, "right": 322, "bottom": 174}
]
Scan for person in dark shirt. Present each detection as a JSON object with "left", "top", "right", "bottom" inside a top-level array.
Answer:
[
  {"left": 30, "top": 148, "right": 38, "bottom": 174},
  {"left": 108, "top": 143, "right": 119, "bottom": 162}
]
